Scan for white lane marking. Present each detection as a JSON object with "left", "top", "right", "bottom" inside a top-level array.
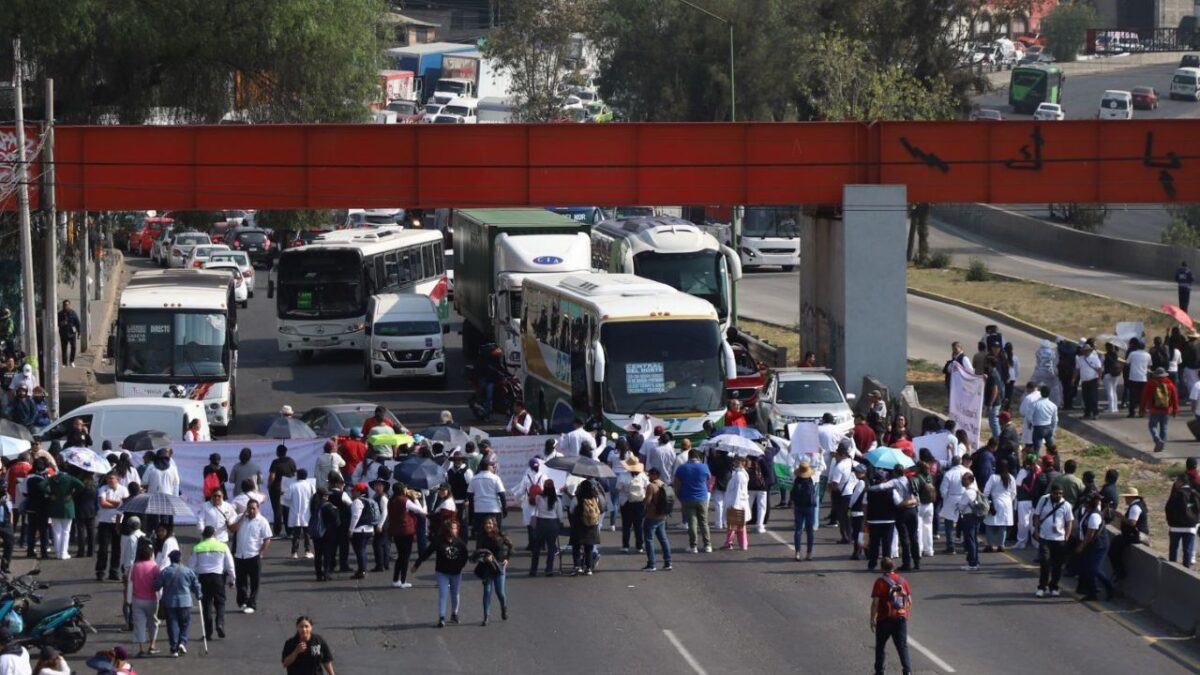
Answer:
[
  {"left": 909, "top": 638, "right": 957, "bottom": 673},
  {"left": 765, "top": 529, "right": 957, "bottom": 673},
  {"left": 663, "top": 629, "right": 709, "bottom": 675}
]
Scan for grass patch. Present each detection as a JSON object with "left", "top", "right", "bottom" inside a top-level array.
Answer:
[
  {"left": 1077, "top": 444, "right": 1115, "bottom": 459},
  {"left": 908, "top": 266, "right": 1174, "bottom": 340}
]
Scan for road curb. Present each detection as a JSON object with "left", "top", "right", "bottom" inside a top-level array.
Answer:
[{"left": 905, "top": 286, "right": 1058, "bottom": 340}]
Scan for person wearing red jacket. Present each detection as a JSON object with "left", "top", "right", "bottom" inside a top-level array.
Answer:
[
  {"left": 337, "top": 431, "right": 368, "bottom": 479},
  {"left": 360, "top": 406, "right": 400, "bottom": 437},
  {"left": 1139, "top": 367, "right": 1180, "bottom": 453}
]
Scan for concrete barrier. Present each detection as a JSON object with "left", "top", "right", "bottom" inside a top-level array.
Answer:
[
  {"left": 1152, "top": 560, "right": 1200, "bottom": 634},
  {"left": 738, "top": 326, "right": 789, "bottom": 368},
  {"left": 934, "top": 204, "right": 1200, "bottom": 281},
  {"left": 1117, "top": 540, "right": 1163, "bottom": 609}
]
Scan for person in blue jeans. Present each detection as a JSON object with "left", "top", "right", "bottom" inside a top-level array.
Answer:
[
  {"left": 1076, "top": 493, "right": 1114, "bottom": 601},
  {"left": 957, "top": 473, "right": 982, "bottom": 571},
  {"left": 154, "top": 549, "right": 202, "bottom": 657},
  {"left": 412, "top": 519, "right": 470, "bottom": 628},
  {"left": 474, "top": 518, "right": 512, "bottom": 626},
  {"left": 791, "top": 462, "right": 818, "bottom": 561},
  {"left": 641, "top": 468, "right": 673, "bottom": 571}
]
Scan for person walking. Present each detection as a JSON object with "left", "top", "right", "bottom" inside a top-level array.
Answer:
[
  {"left": 154, "top": 550, "right": 201, "bottom": 657},
  {"left": 347, "top": 482, "right": 378, "bottom": 579},
  {"left": 1033, "top": 484, "right": 1075, "bottom": 597},
  {"left": 938, "top": 457, "right": 969, "bottom": 554},
  {"left": 412, "top": 520, "right": 470, "bottom": 628},
  {"left": 232, "top": 500, "right": 272, "bottom": 614},
  {"left": 191, "top": 525, "right": 235, "bottom": 641},
  {"left": 283, "top": 469, "right": 315, "bottom": 559},
  {"left": 722, "top": 455, "right": 750, "bottom": 551},
  {"left": 466, "top": 458, "right": 506, "bottom": 540},
  {"left": 385, "top": 483, "right": 427, "bottom": 588},
  {"left": 864, "top": 469, "right": 898, "bottom": 571},
  {"left": 73, "top": 473, "right": 98, "bottom": 559},
  {"left": 57, "top": 300, "right": 80, "bottom": 368},
  {"left": 267, "top": 445, "right": 297, "bottom": 537},
  {"left": 791, "top": 461, "right": 818, "bottom": 561},
  {"left": 870, "top": 557, "right": 913, "bottom": 675},
  {"left": 674, "top": 449, "right": 712, "bottom": 553},
  {"left": 1102, "top": 343, "right": 1123, "bottom": 414},
  {"left": 528, "top": 478, "right": 562, "bottom": 576},
  {"left": 1015, "top": 453, "right": 1041, "bottom": 549},
  {"left": 1177, "top": 260, "right": 1194, "bottom": 312},
  {"left": 45, "top": 469, "right": 83, "bottom": 561},
  {"left": 128, "top": 543, "right": 160, "bottom": 657},
  {"left": 983, "top": 459, "right": 1017, "bottom": 553},
  {"left": 848, "top": 464, "right": 869, "bottom": 560},
  {"left": 1165, "top": 475, "right": 1200, "bottom": 567},
  {"left": 570, "top": 478, "right": 604, "bottom": 575},
  {"left": 1075, "top": 343, "right": 1103, "bottom": 420},
  {"left": 94, "top": 472, "right": 127, "bottom": 581},
  {"left": 1029, "top": 387, "right": 1059, "bottom": 452},
  {"left": 474, "top": 517, "right": 512, "bottom": 626},
  {"left": 281, "top": 616, "right": 336, "bottom": 675},
  {"left": 957, "top": 472, "right": 983, "bottom": 571},
  {"left": 1139, "top": 367, "right": 1179, "bottom": 452},
  {"left": 641, "top": 468, "right": 673, "bottom": 571},
  {"left": 1126, "top": 341, "right": 1152, "bottom": 417},
  {"left": 914, "top": 455, "right": 937, "bottom": 558},
  {"left": 309, "top": 489, "right": 338, "bottom": 582},
  {"left": 616, "top": 456, "right": 647, "bottom": 552}
]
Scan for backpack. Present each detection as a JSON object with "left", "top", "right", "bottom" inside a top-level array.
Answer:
[
  {"left": 915, "top": 476, "right": 936, "bottom": 505},
  {"left": 358, "top": 496, "right": 380, "bottom": 528},
  {"left": 527, "top": 482, "right": 541, "bottom": 506},
  {"left": 1152, "top": 379, "right": 1172, "bottom": 408},
  {"left": 880, "top": 574, "right": 911, "bottom": 620},
  {"left": 656, "top": 483, "right": 676, "bottom": 516},
  {"left": 202, "top": 472, "right": 220, "bottom": 499},
  {"left": 1151, "top": 345, "right": 1170, "bottom": 369},
  {"left": 580, "top": 496, "right": 601, "bottom": 527},
  {"left": 308, "top": 500, "right": 327, "bottom": 539},
  {"left": 970, "top": 489, "right": 990, "bottom": 518}
]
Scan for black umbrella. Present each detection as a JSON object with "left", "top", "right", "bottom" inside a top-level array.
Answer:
[
  {"left": 259, "top": 416, "right": 317, "bottom": 439},
  {"left": 417, "top": 424, "right": 471, "bottom": 448},
  {"left": 122, "top": 430, "right": 171, "bottom": 452},
  {"left": 119, "top": 493, "right": 195, "bottom": 519},
  {"left": 394, "top": 456, "right": 446, "bottom": 491},
  {"left": 545, "top": 455, "right": 615, "bottom": 479},
  {"left": 0, "top": 419, "right": 33, "bottom": 442}
]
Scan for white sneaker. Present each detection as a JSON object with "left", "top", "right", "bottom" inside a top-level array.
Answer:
[
  {"left": 243, "top": 607, "right": 255, "bottom": 615},
  {"left": 304, "top": 552, "right": 314, "bottom": 559},
  {"left": 703, "top": 545, "right": 712, "bottom": 553},
  {"left": 70, "top": 362, "right": 76, "bottom": 368},
  {"left": 237, "top": 605, "right": 246, "bottom": 611},
  {"left": 687, "top": 546, "right": 698, "bottom": 554},
  {"left": 620, "top": 547, "right": 630, "bottom": 553},
  {"left": 401, "top": 582, "right": 413, "bottom": 589},
  {"left": 291, "top": 553, "right": 299, "bottom": 560},
  {"left": 1035, "top": 589, "right": 1046, "bottom": 598},
  {"left": 608, "top": 525, "right": 617, "bottom": 532},
  {"left": 755, "top": 526, "right": 766, "bottom": 534},
  {"left": 1050, "top": 590, "right": 1061, "bottom": 597},
  {"left": 392, "top": 581, "right": 404, "bottom": 588},
  {"left": 179, "top": 645, "right": 187, "bottom": 655}
]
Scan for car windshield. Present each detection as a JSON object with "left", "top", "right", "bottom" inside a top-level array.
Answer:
[
  {"left": 374, "top": 320, "right": 441, "bottom": 337},
  {"left": 175, "top": 234, "right": 208, "bottom": 246},
  {"left": 117, "top": 310, "right": 229, "bottom": 379},
  {"left": 211, "top": 252, "right": 250, "bottom": 266},
  {"left": 633, "top": 249, "right": 728, "bottom": 319},
  {"left": 425, "top": 104, "right": 443, "bottom": 115},
  {"left": 387, "top": 101, "right": 416, "bottom": 115},
  {"left": 235, "top": 231, "right": 268, "bottom": 244},
  {"left": 193, "top": 246, "right": 222, "bottom": 258},
  {"left": 1133, "top": 87, "right": 1152, "bottom": 95},
  {"left": 601, "top": 319, "right": 724, "bottom": 415},
  {"left": 443, "top": 105, "right": 470, "bottom": 116},
  {"left": 277, "top": 249, "right": 363, "bottom": 319},
  {"left": 777, "top": 379, "right": 844, "bottom": 405},
  {"left": 1103, "top": 97, "right": 1129, "bottom": 110},
  {"left": 333, "top": 410, "right": 400, "bottom": 431}
]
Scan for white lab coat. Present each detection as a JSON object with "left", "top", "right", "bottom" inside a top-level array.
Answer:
[
  {"left": 283, "top": 478, "right": 317, "bottom": 528},
  {"left": 983, "top": 474, "right": 1017, "bottom": 527},
  {"left": 938, "top": 465, "right": 972, "bottom": 522},
  {"left": 726, "top": 467, "right": 750, "bottom": 512}
]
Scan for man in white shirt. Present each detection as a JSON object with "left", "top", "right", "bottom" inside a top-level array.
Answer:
[
  {"left": 313, "top": 441, "right": 346, "bottom": 490},
  {"left": 1018, "top": 382, "right": 1041, "bottom": 447},
  {"left": 198, "top": 489, "right": 239, "bottom": 544},
  {"left": 826, "top": 445, "right": 854, "bottom": 542},
  {"left": 233, "top": 500, "right": 272, "bottom": 614},
  {"left": 938, "top": 456, "right": 973, "bottom": 554},
  {"left": 1074, "top": 343, "right": 1104, "bottom": 420},
  {"left": 467, "top": 459, "right": 506, "bottom": 539},
  {"left": 1126, "top": 342, "right": 1152, "bottom": 418},
  {"left": 1032, "top": 484, "right": 1074, "bottom": 597},
  {"left": 815, "top": 414, "right": 844, "bottom": 520},
  {"left": 645, "top": 435, "right": 677, "bottom": 483},
  {"left": 95, "top": 472, "right": 129, "bottom": 581},
  {"left": 283, "top": 470, "right": 317, "bottom": 559},
  {"left": 1029, "top": 385, "right": 1059, "bottom": 452},
  {"left": 561, "top": 417, "right": 594, "bottom": 456}
]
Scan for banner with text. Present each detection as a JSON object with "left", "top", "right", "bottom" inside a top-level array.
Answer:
[
  {"left": 913, "top": 431, "right": 954, "bottom": 467},
  {"left": 949, "top": 363, "right": 984, "bottom": 450},
  {"left": 488, "top": 435, "right": 558, "bottom": 506}
]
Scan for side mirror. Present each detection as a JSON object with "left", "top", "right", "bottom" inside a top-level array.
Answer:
[
  {"left": 267, "top": 280, "right": 275, "bottom": 299},
  {"left": 592, "top": 341, "right": 606, "bottom": 384},
  {"left": 721, "top": 244, "right": 743, "bottom": 281},
  {"left": 105, "top": 334, "right": 116, "bottom": 359},
  {"left": 721, "top": 340, "right": 737, "bottom": 380}
]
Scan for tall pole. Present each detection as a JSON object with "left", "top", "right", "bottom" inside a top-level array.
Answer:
[
  {"left": 12, "top": 38, "right": 39, "bottom": 369},
  {"left": 79, "top": 214, "right": 89, "bottom": 352},
  {"left": 42, "top": 78, "right": 59, "bottom": 418},
  {"left": 728, "top": 23, "right": 736, "bottom": 122},
  {"left": 728, "top": 22, "right": 739, "bottom": 324}
]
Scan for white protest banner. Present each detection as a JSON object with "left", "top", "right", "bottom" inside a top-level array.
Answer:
[
  {"left": 1115, "top": 321, "right": 1144, "bottom": 345},
  {"left": 949, "top": 362, "right": 985, "bottom": 449},
  {"left": 486, "top": 435, "right": 557, "bottom": 506},
  {"left": 174, "top": 438, "right": 328, "bottom": 525},
  {"left": 913, "top": 431, "right": 954, "bottom": 467},
  {"left": 787, "top": 422, "right": 821, "bottom": 456}
]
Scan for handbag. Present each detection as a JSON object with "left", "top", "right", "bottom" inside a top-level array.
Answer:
[{"left": 472, "top": 552, "right": 501, "bottom": 579}]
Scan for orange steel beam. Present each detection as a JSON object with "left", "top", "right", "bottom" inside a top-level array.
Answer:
[{"left": 3, "top": 120, "right": 1198, "bottom": 210}]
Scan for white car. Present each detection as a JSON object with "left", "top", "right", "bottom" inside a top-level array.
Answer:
[
  {"left": 168, "top": 232, "right": 212, "bottom": 268},
  {"left": 754, "top": 368, "right": 856, "bottom": 438},
  {"left": 1099, "top": 90, "right": 1133, "bottom": 120},
  {"left": 149, "top": 227, "right": 175, "bottom": 267},
  {"left": 202, "top": 261, "right": 249, "bottom": 308},
  {"left": 1033, "top": 103, "right": 1065, "bottom": 121},
  {"left": 184, "top": 244, "right": 231, "bottom": 269},
  {"left": 421, "top": 103, "right": 444, "bottom": 123},
  {"left": 208, "top": 250, "right": 255, "bottom": 296}
]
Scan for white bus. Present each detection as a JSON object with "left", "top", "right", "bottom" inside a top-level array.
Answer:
[
  {"left": 740, "top": 206, "right": 801, "bottom": 271},
  {"left": 270, "top": 227, "right": 447, "bottom": 355},
  {"left": 521, "top": 273, "right": 736, "bottom": 437},
  {"left": 111, "top": 269, "right": 240, "bottom": 433},
  {"left": 591, "top": 216, "right": 742, "bottom": 332}
]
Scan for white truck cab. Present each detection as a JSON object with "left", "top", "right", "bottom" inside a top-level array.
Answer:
[{"left": 365, "top": 293, "right": 448, "bottom": 386}]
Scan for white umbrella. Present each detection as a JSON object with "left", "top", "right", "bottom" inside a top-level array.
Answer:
[
  {"left": 61, "top": 446, "right": 113, "bottom": 474},
  {"left": 0, "top": 436, "right": 31, "bottom": 460},
  {"left": 701, "top": 435, "right": 764, "bottom": 457}
]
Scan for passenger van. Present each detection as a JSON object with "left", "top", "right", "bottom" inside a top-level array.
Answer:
[
  {"left": 1098, "top": 90, "right": 1133, "bottom": 120},
  {"left": 364, "top": 293, "right": 448, "bottom": 386},
  {"left": 36, "top": 398, "right": 211, "bottom": 450},
  {"left": 1170, "top": 67, "right": 1200, "bottom": 101}
]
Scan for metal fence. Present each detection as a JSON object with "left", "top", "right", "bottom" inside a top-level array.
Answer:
[{"left": 1085, "top": 25, "right": 1200, "bottom": 55}]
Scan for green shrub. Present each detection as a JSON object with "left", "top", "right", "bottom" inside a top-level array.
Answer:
[
  {"left": 919, "top": 251, "right": 952, "bottom": 269},
  {"left": 965, "top": 258, "right": 990, "bottom": 281}
]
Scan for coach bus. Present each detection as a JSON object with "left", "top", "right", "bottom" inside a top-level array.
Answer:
[
  {"left": 270, "top": 227, "right": 447, "bottom": 356},
  {"left": 740, "top": 206, "right": 801, "bottom": 272},
  {"left": 520, "top": 272, "right": 736, "bottom": 437},
  {"left": 111, "top": 269, "right": 240, "bottom": 433},
  {"left": 591, "top": 216, "right": 742, "bottom": 332},
  {"left": 1009, "top": 64, "right": 1064, "bottom": 114}
]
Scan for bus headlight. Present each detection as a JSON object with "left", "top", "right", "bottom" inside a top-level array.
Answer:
[
  {"left": 279, "top": 326, "right": 297, "bottom": 335},
  {"left": 371, "top": 350, "right": 388, "bottom": 360},
  {"left": 432, "top": 349, "right": 444, "bottom": 360}
]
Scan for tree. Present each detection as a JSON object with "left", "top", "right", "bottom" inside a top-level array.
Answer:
[
  {"left": 484, "top": 0, "right": 592, "bottom": 122},
  {"left": 1162, "top": 205, "right": 1200, "bottom": 248},
  {"left": 255, "top": 210, "right": 334, "bottom": 232},
  {"left": 1041, "top": 1, "right": 1097, "bottom": 63}
]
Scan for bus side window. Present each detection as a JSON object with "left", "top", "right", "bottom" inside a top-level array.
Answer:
[
  {"left": 374, "top": 255, "right": 386, "bottom": 290},
  {"left": 385, "top": 252, "right": 399, "bottom": 287},
  {"left": 434, "top": 242, "right": 444, "bottom": 274},
  {"left": 422, "top": 244, "right": 435, "bottom": 279}
]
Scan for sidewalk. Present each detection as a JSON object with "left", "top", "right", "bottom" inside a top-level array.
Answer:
[{"left": 56, "top": 249, "right": 126, "bottom": 412}]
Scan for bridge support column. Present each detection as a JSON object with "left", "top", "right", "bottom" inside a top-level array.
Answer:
[{"left": 800, "top": 185, "right": 908, "bottom": 397}]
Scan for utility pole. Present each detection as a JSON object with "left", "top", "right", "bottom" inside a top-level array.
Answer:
[
  {"left": 12, "top": 39, "right": 39, "bottom": 369},
  {"left": 42, "top": 78, "right": 59, "bottom": 418},
  {"left": 79, "top": 213, "right": 89, "bottom": 352}
]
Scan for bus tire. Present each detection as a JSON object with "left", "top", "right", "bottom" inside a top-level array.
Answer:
[
  {"left": 783, "top": 265, "right": 795, "bottom": 272},
  {"left": 298, "top": 349, "right": 313, "bottom": 362}
]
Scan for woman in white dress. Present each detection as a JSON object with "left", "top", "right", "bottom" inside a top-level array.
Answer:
[{"left": 983, "top": 459, "right": 1017, "bottom": 552}]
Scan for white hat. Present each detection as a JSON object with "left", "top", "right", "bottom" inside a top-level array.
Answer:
[{"left": 280, "top": 405, "right": 294, "bottom": 416}]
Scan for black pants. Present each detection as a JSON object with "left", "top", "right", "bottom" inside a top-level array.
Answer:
[
  {"left": 1060, "top": 370, "right": 1077, "bottom": 409},
  {"left": 25, "top": 511, "right": 48, "bottom": 557},
  {"left": 290, "top": 526, "right": 311, "bottom": 556},
  {"left": 351, "top": 532, "right": 372, "bottom": 573},
  {"left": 372, "top": 530, "right": 390, "bottom": 569},
  {"left": 95, "top": 522, "right": 120, "bottom": 577},
  {"left": 392, "top": 534, "right": 415, "bottom": 583},
  {"left": 874, "top": 617, "right": 912, "bottom": 675},
  {"left": 60, "top": 332, "right": 76, "bottom": 365},
  {"left": 1126, "top": 381, "right": 1145, "bottom": 416},
  {"left": 315, "top": 536, "right": 337, "bottom": 580},
  {"left": 0, "top": 525, "right": 12, "bottom": 572},
  {"left": 1181, "top": 285, "right": 1191, "bottom": 313},
  {"left": 1038, "top": 540, "right": 1068, "bottom": 591},
  {"left": 1081, "top": 379, "right": 1100, "bottom": 418},
  {"left": 74, "top": 516, "right": 95, "bottom": 557},
  {"left": 269, "top": 489, "right": 284, "bottom": 534},
  {"left": 336, "top": 527, "right": 350, "bottom": 571},
  {"left": 867, "top": 522, "right": 895, "bottom": 569},
  {"left": 198, "top": 573, "right": 227, "bottom": 637},
  {"left": 836, "top": 495, "right": 854, "bottom": 542},
  {"left": 233, "top": 555, "right": 261, "bottom": 609},
  {"left": 621, "top": 501, "right": 645, "bottom": 549},
  {"left": 895, "top": 508, "right": 921, "bottom": 568}
]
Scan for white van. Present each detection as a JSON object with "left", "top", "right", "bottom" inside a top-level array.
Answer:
[
  {"left": 364, "top": 293, "right": 447, "bottom": 386},
  {"left": 1098, "top": 90, "right": 1133, "bottom": 120},
  {"left": 37, "top": 398, "right": 211, "bottom": 451},
  {"left": 1170, "top": 67, "right": 1200, "bottom": 101}
]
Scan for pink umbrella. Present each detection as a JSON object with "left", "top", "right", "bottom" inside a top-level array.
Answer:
[{"left": 1161, "top": 304, "right": 1194, "bottom": 330}]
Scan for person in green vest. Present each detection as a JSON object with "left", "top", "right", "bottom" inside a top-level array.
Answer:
[
  {"left": 191, "top": 526, "right": 236, "bottom": 640},
  {"left": 45, "top": 470, "right": 84, "bottom": 561}
]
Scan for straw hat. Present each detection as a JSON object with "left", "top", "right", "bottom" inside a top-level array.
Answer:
[
  {"left": 794, "top": 461, "right": 814, "bottom": 479},
  {"left": 1121, "top": 487, "right": 1140, "bottom": 498},
  {"left": 622, "top": 456, "right": 644, "bottom": 473}
]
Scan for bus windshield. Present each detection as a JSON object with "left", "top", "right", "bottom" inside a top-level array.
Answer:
[
  {"left": 118, "top": 310, "right": 229, "bottom": 379},
  {"left": 277, "top": 250, "right": 364, "bottom": 319},
  {"left": 742, "top": 208, "right": 801, "bottom": 238},
  {"left": 1011, "top": 69, "right": 1047, "bottom": 100},
  {"left": 600, "top": 319, "right": 724, "bottom": 415},
  {"left": 633, "top": 249, "right": 728, "bottom": 319}
]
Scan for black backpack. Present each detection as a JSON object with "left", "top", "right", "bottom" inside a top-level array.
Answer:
[{"left": 656, "top": 483, "right": 676, "bottom": 516}]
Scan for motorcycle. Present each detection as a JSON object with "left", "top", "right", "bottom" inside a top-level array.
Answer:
[
  {"left": 0, "top": 570, "right": 95, "bottom": 654},
  {"left": 465, "top": 343, "right": 522, "bottom": 422}
]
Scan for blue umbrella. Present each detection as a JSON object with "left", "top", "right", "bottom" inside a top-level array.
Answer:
[
  {"left": 865, "top": 445, "right": 915, "bottom": 470},
  {"left": 712, "top": 426, "right": 763, "bottom": 440},
  {"left": 394, "top": 456, "right": 446, "bottom": 491}
]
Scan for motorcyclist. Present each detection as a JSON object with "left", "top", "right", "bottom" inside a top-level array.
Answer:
[{"left": 480, "top": 345, "right": 510, "bottom": 413}]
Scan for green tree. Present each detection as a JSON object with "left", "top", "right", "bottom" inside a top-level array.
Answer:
[
  {"left": 255, "top": 210, "right": 334, "bottom": 232},
  {"left": 484, "top": 0, "right": 592, "bottom": 122},
  {"left": 1162, "top": 205, "right": 1200, "bottom": 247},
  {"left": 1041, "top": 1, "right": 1097, "bottom": 63}
]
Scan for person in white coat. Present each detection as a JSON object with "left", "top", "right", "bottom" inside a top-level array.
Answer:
[
  {"left": 1018, "top": 382, "right": 1041, "bottom": 447},
  {"left": 722, "top": 457, "right": 751, "bottom": 550},
  {"left": 283, "top": 469, "right": 316, "bottom": 559},
  {"left": 938, "top": 455, "right": 973, "bottom": 555},
  {"left": 983, "top": 459, "right": 1018, "bottom": 552}
]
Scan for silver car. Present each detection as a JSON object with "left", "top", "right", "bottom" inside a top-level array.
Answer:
[{"left": 168, "top": 232, "right": 212, "bottom": 268}]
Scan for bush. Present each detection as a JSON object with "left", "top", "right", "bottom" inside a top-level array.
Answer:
[
  {"left": 1048, "top": 203, "right": 1107, "bottom": 232},
  {"left": 1042, "top": 2, "right": 1098, "bottom": 63},
  {"left": 1079, "top": 444, "right": 1114, "bottom": 458},
  {"left": 965, "top": 258, "right": 990, "bottom": 281},
  {"left": 1162, "top": 205, "right": 1200, "bottom": 247},
  {"left": 918, "top": 251, "right": 952, "bottom": 269}
]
